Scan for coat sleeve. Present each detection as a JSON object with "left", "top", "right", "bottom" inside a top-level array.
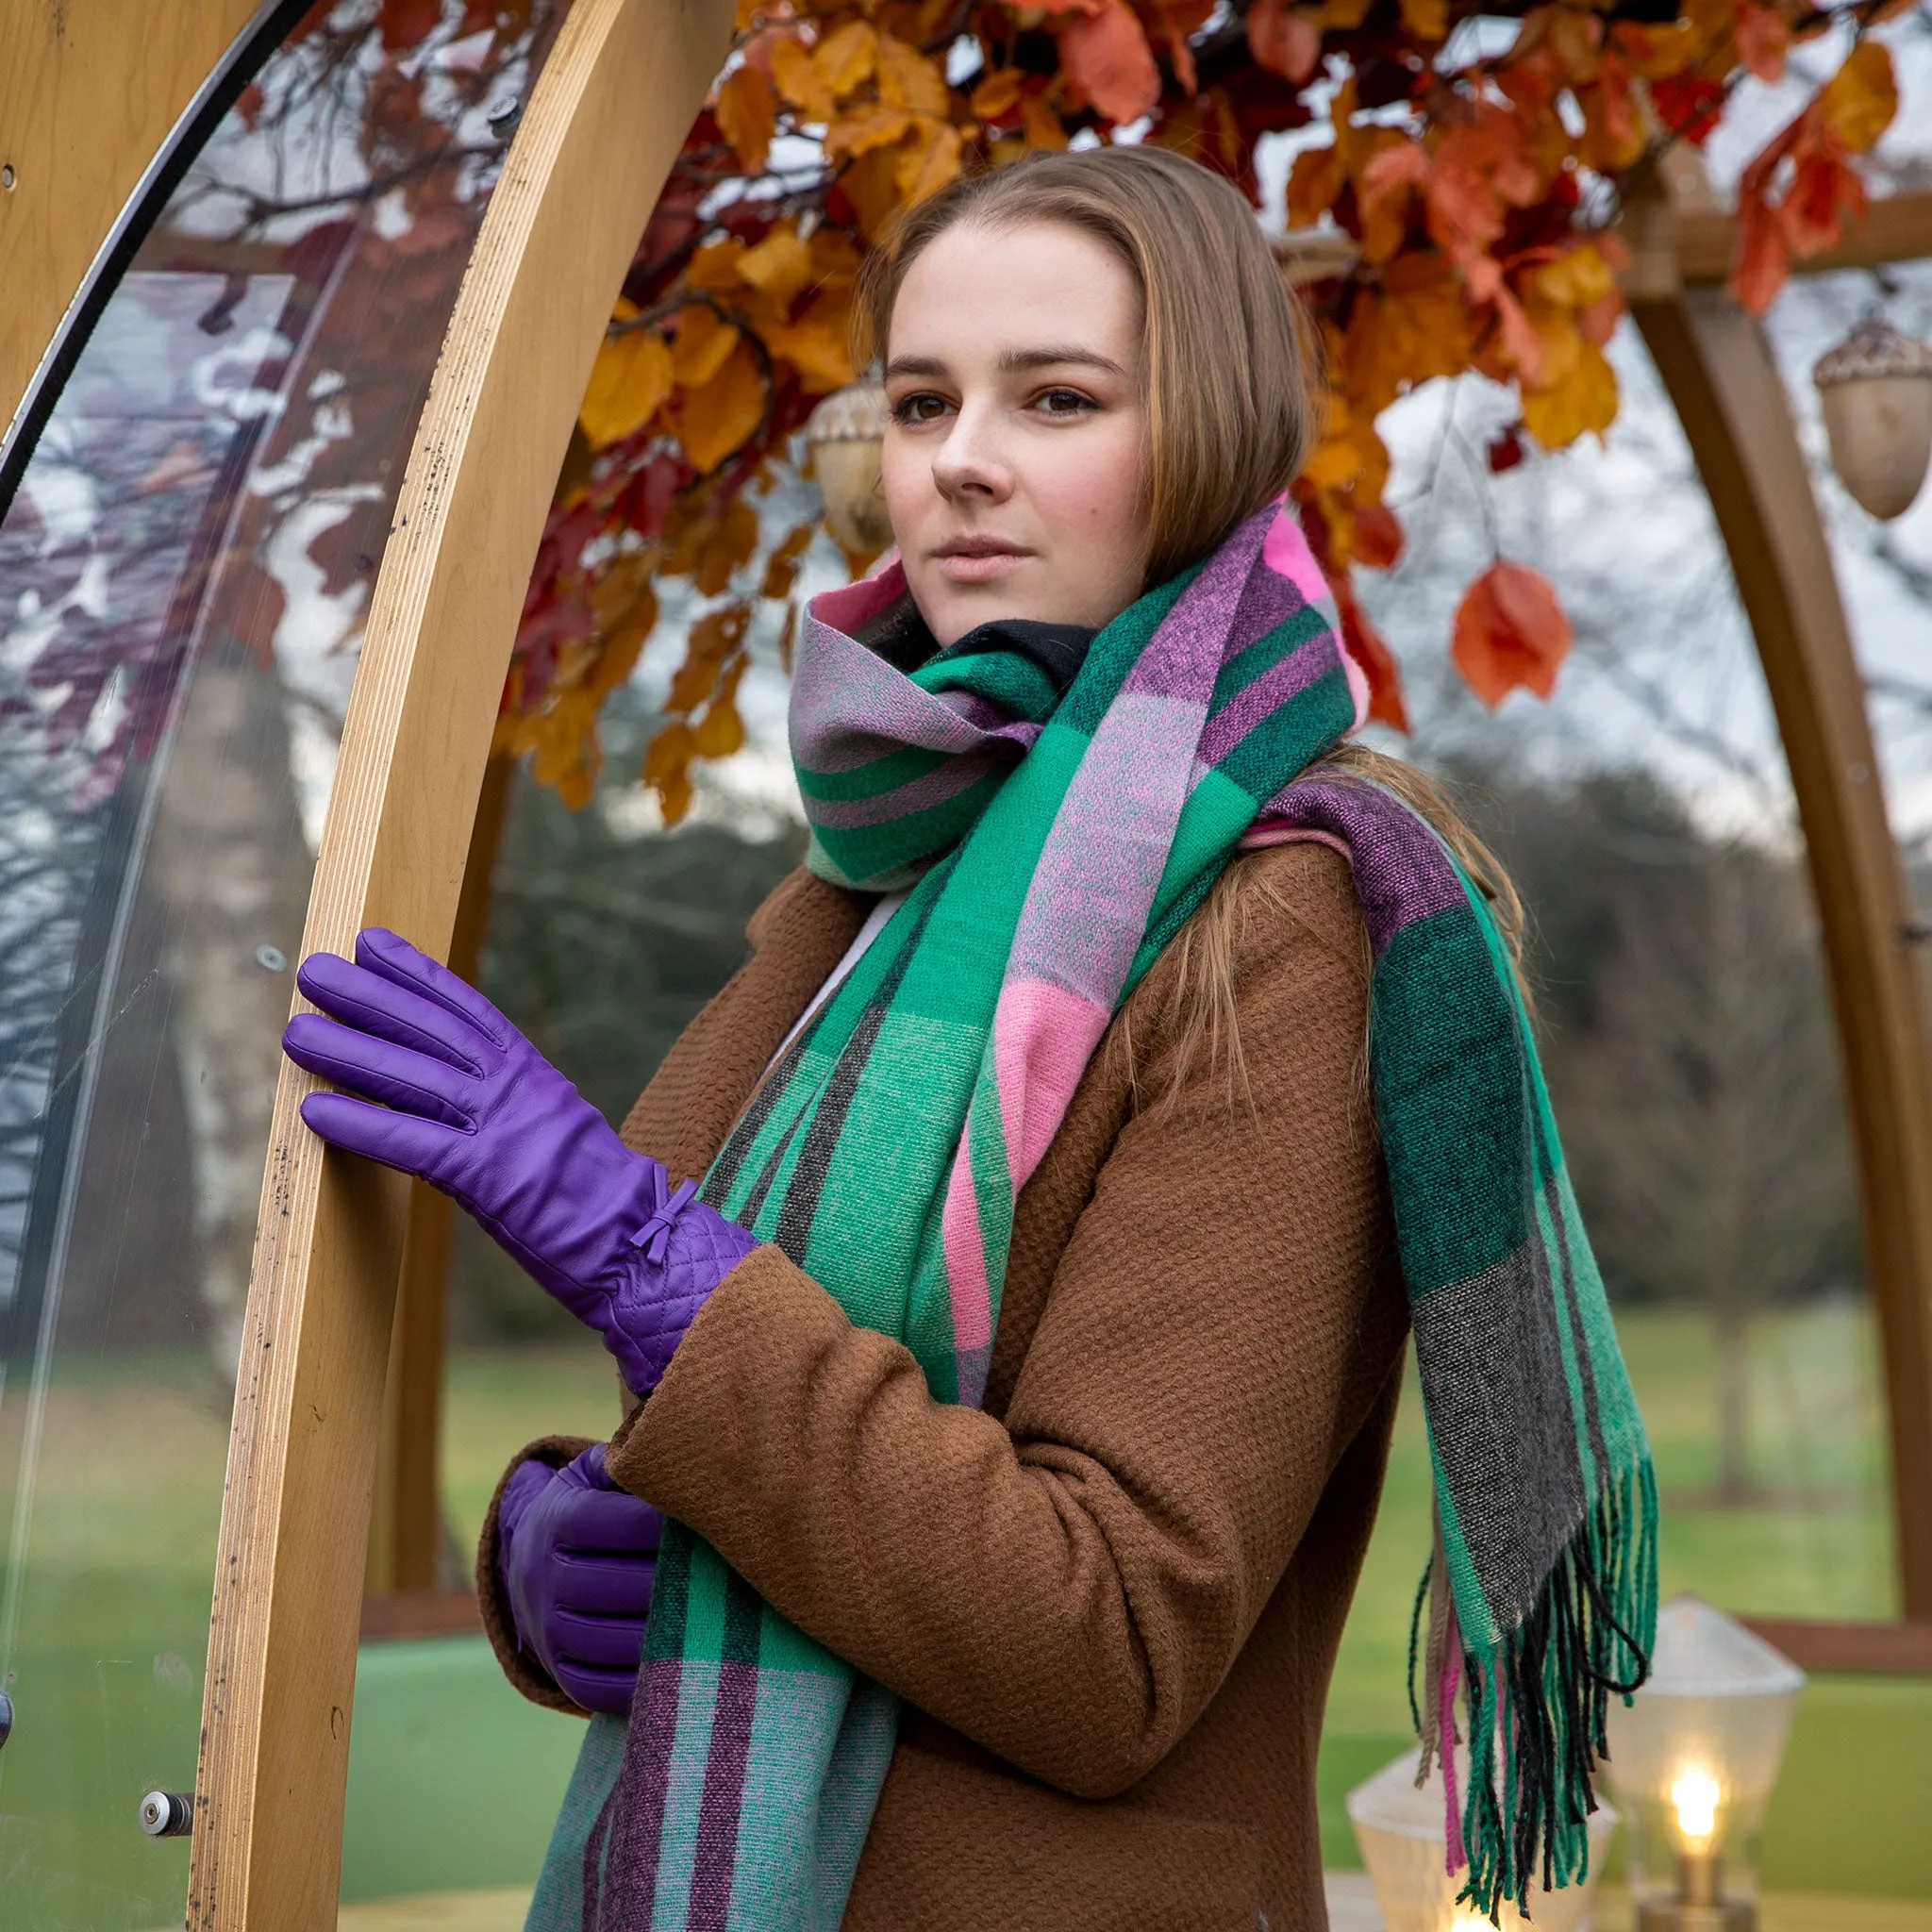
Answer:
[{"left": 604, "top": 843, "right": 1404, "bottom": 1799}]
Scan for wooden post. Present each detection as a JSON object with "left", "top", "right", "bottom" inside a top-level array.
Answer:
[
  {"left": 186, "top": 0, "right": 734, "bottom": 1920},
  {"left": 364, "top": 756, "right": 513, "bottom": 1601},
  {"left": 1630, "top": 284, "right": 1932, "bottom": 1620}
]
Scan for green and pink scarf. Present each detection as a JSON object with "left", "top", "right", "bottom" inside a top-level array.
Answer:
[{"left": 527, "top": 497, "right": 1656, "bottom": 1930}]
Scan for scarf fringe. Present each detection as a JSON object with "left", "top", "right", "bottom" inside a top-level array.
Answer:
[{"left": 1408, "top": 1459, "right": 1658, "bottom": 1924}]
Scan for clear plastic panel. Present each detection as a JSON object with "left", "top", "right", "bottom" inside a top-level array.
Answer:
[
  {"left": 0, "top": 5, "right": 563, "bottom": 1922},
  {"left": 1329, "top": 314, "right": 1895, "bottom": 1745}
]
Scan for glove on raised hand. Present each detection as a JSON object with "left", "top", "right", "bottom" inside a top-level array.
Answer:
[
  {"left": 281, "top": 926, "right": 757, "bottom": 1394},
  {"left": 498, "top": 1444, "right": 661, "bottom": 1715}
]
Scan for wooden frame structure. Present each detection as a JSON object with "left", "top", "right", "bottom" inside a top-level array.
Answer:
[
  {"left": 175, "top": 0, "right": 735, "bottom": 1922},
  {"left": 8, "top": 1, "right": 1932, "bottom": 1910}
]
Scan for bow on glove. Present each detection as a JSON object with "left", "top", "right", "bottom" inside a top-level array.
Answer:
[
  {"left": 498, "top": 1444, "right": 661, "bottom": 1715},
  {"left": 282, "top": 926, "right": 757, "bottom": 1395}
]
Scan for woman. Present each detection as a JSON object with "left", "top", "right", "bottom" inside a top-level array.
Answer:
[{"left": 284, "top": 147, "right": 1654, "bottom": 1932}]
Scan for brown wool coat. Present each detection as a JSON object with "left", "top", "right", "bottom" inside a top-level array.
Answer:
[{"left": 478, "top": 840, "right": 1410, "bottom": 1932}]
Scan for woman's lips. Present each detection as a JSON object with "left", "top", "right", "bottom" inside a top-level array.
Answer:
[{"left": 932, "top": 546, "right": 1029, "bottom": 584}]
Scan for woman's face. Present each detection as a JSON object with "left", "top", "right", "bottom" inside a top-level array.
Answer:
[{"left": 881, "top": 218, "right": 1149, "bottom": 650}]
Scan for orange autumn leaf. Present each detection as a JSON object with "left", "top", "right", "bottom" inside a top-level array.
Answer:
[
  {"left": 771, "top": 35, "right": 837, "bottom": 120},
  {"left": 814, "top": 20, "right": 877, "bottom": 97},
  {"left": 579, "top": 323, "right": 675, "bottom": 447},
  {"left": 1020, "top": 93, "right": 1070, "bottom": 150},
  {"left": 1819, "top": 39, "right": 1896, "bottom": 152},
  {"left": 971, "top": 66, "right": 1027, "bottom": 117},
  {"left": 1522, "top": 335, "right": 1617, "bottom": 450},
  {"left": 877, "top": 35, "right": 951, "bottom": 116},
  {"left": 716, "top": 62, "right": 776, "bottom": 173},
  {"left": 670, "top": 305, "right": 741, "bottom": 388},
  {"left": 1780, "top": 142, "right": 1867, "bottom": 256},
  {"left": 1056, "top": 0, "right": 1160, "bottom": 123},
  {"left": 670, "top": 339, "right": 766, "bottom": 473},
  {"left": 693, "top": 655, "right": 750, "bottom": 757},
  {"left": 1452, "top": 560, "right": 1573, "bottom": 706},
  {"left": 1329, "top": 565, "right": 1407, "bottom": 728},
  {"left": 738, "top": 224, "right": 816, "bottom": 305},
  {"left": 1352, "top": 501, "right": 1405, "bottom": 571},
  {"left": 1398, "top": 0, "right": 1447, "bottom": 42},
  {"left": 1733, "top": 4, "right": 1790, "bottom": 84},
  {"left": 826, "top": 103, "right": 915, "bottom": 160},
  {"left": 643, "top": 720, "right": 699, "bottom": 824},
  {"left": 763, "top": 290, "right": 858, "bottom": 391}
]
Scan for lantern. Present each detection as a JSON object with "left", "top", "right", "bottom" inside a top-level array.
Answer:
[
  {"left": 1812, "top": 319, "right": 1932, "bottom": 521},
  {"left": 1346, "top": 1747, "right": 1617, "bottom": 1932},
  {"left": 1602, "top": 1596, "right": 1805, "bottom": 1932},
  {"left": 806, "top": 377, "right": 891, "bottom": 558}
]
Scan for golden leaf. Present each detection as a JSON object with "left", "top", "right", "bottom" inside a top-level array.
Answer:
[
  {"left": 716, "top": 62, "right": 776, "bottom": 173},
  {"left": 826, "top": 103, "right": 915, "bottom": 160},
  {"left": 1317, "top": 0, "right": 1372, "bottom": 25},
  {"left": 669, "top": 606, "right": 752, "bottom": 709},
  {"left": 1531, "top": 240, "right": 1616, "bottom": 311},
  {"left": 972, "top": 66, "right": 1026, "bottom": 117},
  {"left": 687, "top": 238, "right": 749, "bottom": 291},
  {"left": 877, "top": 35, "right": 951, "bottom": 115},
  {"left": 1020, "top": 93, "right": 1069, "bottom": 149},
  {"left": 1522, "top": 336, "right": 1618, "bottom": 450},
  {"left": 1819, "top": 39, "right": 1896, "bottom": 154},
  {"left": 643, "top": 720, "right": 698, "bottom": 824},
  {"left": 693, "top": 497, "right": 761, "bottom": 597},
  {"left": 762, "top": 290, "right": 858, "bottom": 392},
  {"left": 771, "top": 35, "right": 837, "bottom": 120},
  {"left": 670, "top": 340, "right": 766, "bottom": 474},
  {"left": 814, "top": 20, "right": 878, "bottom": 98},
  {"left": 738, "top": 224, "right": 816, "bottom": 306},
  {"left": 595, "top": 584, "right": 658, "bottom": 693},
  {"left": 693, "top": 657, "right": 749, "bottom": 757},
  {"left": 761, "top": 520, "right": 816, "bottom": 600},
  {"left": 1286, "top": 145, "right": 1341, "bottom": 226},
  {"left": 579, "top": 326, "right": 675, "bottom": 448},
  {"left": 670, "top": 305, "right": 743, "bottom": 388},
  {"left": 1398, "top": 0, "right": 1447, "bottom": 41},
  {"left": 836, "top": 142, "right": 908, "bottom": 236},
  {"left": 896, "top": 119, "right": 964, "bottom": 203}
]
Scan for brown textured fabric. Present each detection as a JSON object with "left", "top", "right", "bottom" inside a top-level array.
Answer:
[{"left": 482, "top": 843, "right": 1407, "bottom": 1931}]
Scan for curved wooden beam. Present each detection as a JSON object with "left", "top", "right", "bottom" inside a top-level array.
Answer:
[
  {"left": 0, "top": 0, "right": 271, "bottom": 463},
  {"left": 1631, "top": 285, "right": 1932, "bottom": 1621},
  {"left": 186, "top": 0, "right": 734, "bottom": 1922}
]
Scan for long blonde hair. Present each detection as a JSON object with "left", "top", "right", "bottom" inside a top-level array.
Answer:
[{"left": 857, "top": 148, "right": 1525, "bottom": 1103}]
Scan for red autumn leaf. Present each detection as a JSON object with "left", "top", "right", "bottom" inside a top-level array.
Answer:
[
  {"left": 1352, "top": 501, "right": 1406, "bottom": 569},
  {"left": 1247, "top": 0, "right": 1323, "bottom": 84},
  {"left": 1486, "top": 425, "right": 1525, "bottom": 474},
  {"left": 1056, "top": 0, "right": 1161, "bottom": 123},
  {"left": 1734, "top": 3, "right": 1790, "bottom": 84},
  {"left": 378, "top": 0, "right": 440, "bottom": 51},
  {"left": 1338, "top": 576, "right": 1408, "bottom": 730},
  {"left": 1451, "top": 560, "right": 1572, "bottom": 706},
  {"left": 1651, "top": 74, "right": 1725, "bottom": 145},
  {"left": 1779, "top": 142, "right": 1866, "bottom": 258}
]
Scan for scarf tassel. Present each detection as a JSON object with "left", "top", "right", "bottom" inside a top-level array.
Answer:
[{"left": 1407, "top": 1459, "right": 1658, "bottom": 1924}]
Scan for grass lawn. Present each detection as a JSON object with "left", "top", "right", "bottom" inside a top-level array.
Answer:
[{"left": 441, "top": 1300, "right": 1900, "bottom": 1740}]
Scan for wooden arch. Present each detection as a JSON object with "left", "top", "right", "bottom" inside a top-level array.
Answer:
[
  {"left": 175, "top": 0, "right": 735, "bottom": 1923},
  {"left": 1622, "top": 175, "right": 1932, "bottom": 1647}
]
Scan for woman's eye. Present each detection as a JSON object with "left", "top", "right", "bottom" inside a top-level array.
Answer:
[
  {"left": 1035, "top": 388, "right": 1097, "bottom": 417},
  {"left": 889, "top": 392, "right": 950, "bottom": 425}
]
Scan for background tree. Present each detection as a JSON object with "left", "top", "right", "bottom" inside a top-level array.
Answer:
[{"left": 497, "top": 0, "right": 1906, "bottom": 816}]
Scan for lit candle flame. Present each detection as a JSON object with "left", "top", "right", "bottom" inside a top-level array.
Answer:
[{"left": 1671, "top": 1766, "right": 1721, "bottom": 1850}]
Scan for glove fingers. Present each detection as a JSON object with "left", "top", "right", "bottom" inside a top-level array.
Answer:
[
  {"left": 553, "top": 1489, "right": 664, "bottom": 1554},
  {"left": 296, "top": 951, "right": 495, "bottom": 1074},
  {"left": 284, "top": 1014, "right": 476, "bottom": 1127},
  {"left": 553, "top": 1660, "right": 641, "bottom": 1717},
  {"left": 553, "top": 1552, "right": 656, "bottom": 1619},
  {"left": 552, "top": 1608, "right": 650, "bottom": 1669},
  {"left": 355, "top": 927, "right": 516, "bottom": 1049},
  {"left": 298, "top": 1090, "right": 468, "bottom": 1184}
]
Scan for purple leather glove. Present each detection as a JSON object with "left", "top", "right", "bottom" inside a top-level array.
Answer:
[
  {"left": 498, "top": 1444, "right": 661, "bottom": 1714},
  {"left": 282, "top": 925, "right": 757, "bottom": 1393}
]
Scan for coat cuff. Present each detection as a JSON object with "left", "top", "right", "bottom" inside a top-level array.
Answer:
[{"left": 476, "top": 1433, "right": 601, "bottom": 1718}]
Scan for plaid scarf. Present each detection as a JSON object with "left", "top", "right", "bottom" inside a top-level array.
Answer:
[{"left": 527, "top": 498, "right": 1656, "bottom": 1931}]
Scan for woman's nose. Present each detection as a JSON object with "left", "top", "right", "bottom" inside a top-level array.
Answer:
[{"left": 930, "top": 403, "right": 1012, "bottom": 503}]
